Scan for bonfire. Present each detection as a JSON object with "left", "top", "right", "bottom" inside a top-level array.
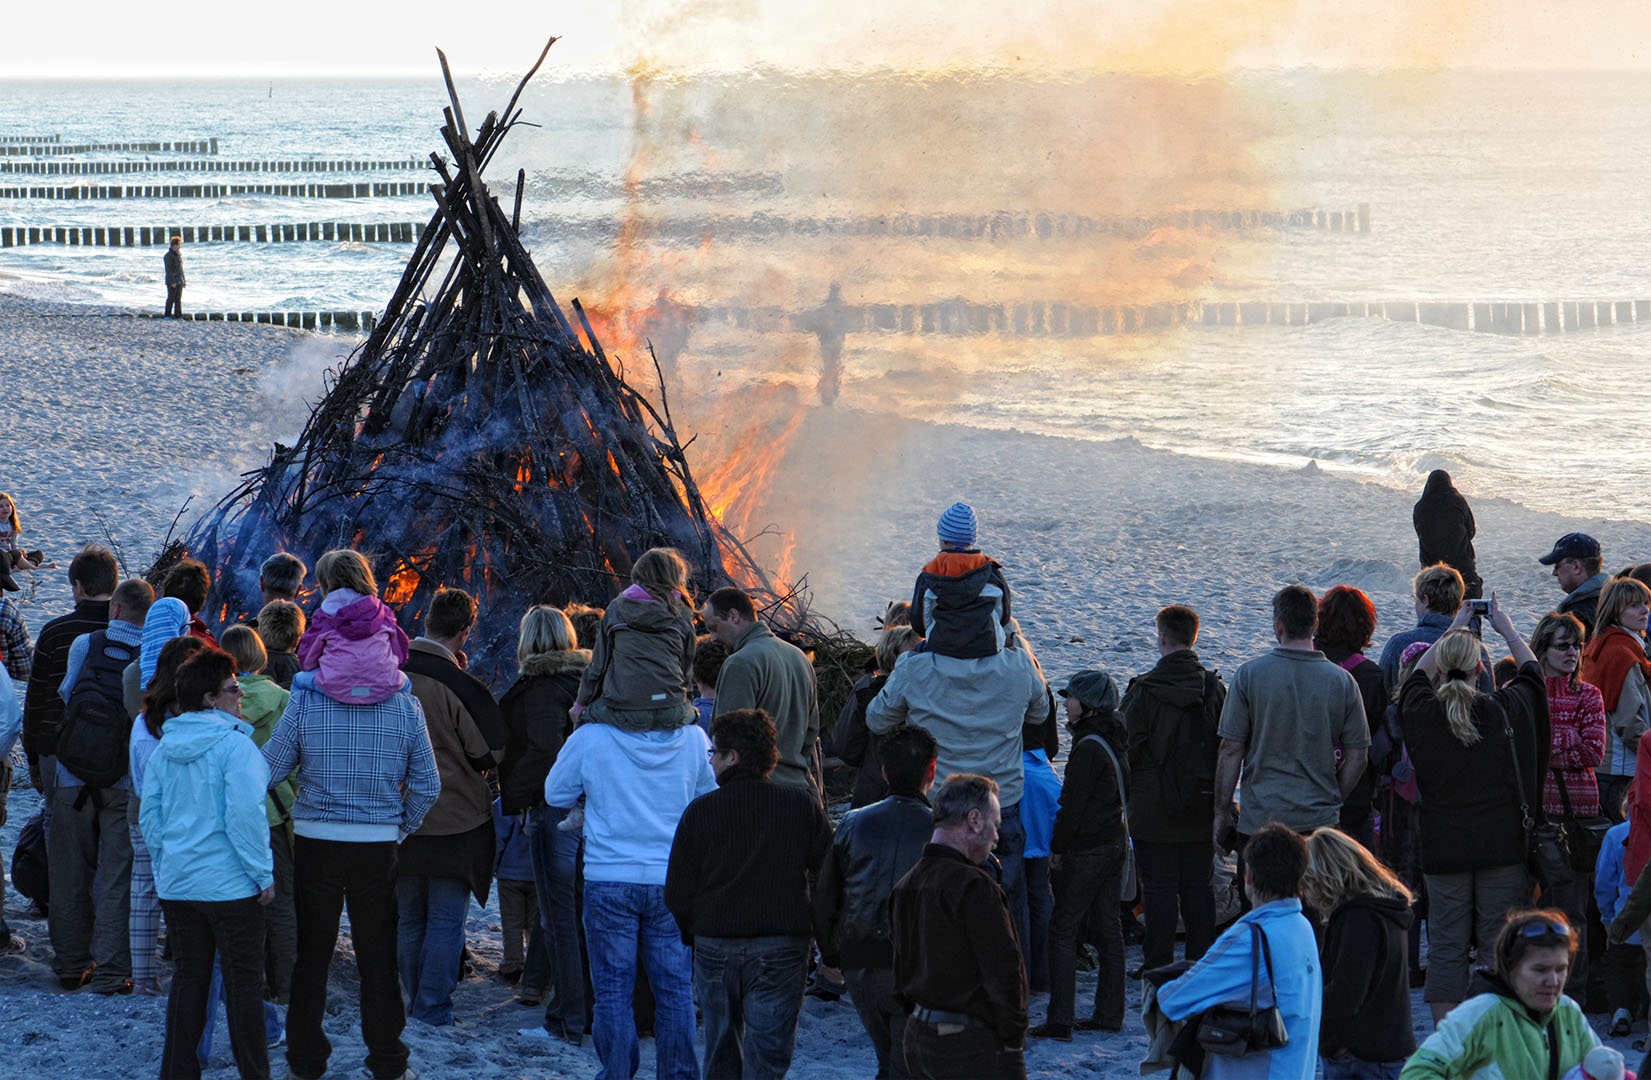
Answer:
[{"left": 166, "top": 41, "right": 795, "bottom": 688}]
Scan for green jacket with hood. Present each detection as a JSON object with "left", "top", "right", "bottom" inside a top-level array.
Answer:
[{"left": 1399, "top": 971, "right": 1598, "bottom": 1080}]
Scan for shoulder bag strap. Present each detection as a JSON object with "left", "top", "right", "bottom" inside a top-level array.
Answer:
[
  {"left": 1502, "top": 712, "right": 1535, "bottom": 842},
  {"left": 1552, "top": 767, "right": 1576, "bottom": 820},
  {"left": 1089, "top": 734, "right": 1129, "bottom": 829},
  {"left": 1546, "top": 1017, "right": 1560, "bottom": 1080},
  {"left": 1255, "top": 925, "right": 1278, "bottom": 1008}
]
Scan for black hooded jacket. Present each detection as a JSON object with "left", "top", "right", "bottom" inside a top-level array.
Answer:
[
  {"left": 1319, "top": 894, "right": 1417, "bottom": 1062},
  {"left": 497, "top": 650, "right": 589, "bottom": 812},
  {"left": 1120, "top": 649, "right": 1225, "bottom": 845},
  {"left": 1051, "top": 712, "right": 1128, "bottom": 854},
  {"left": 1414, "top": 469, "right": 1482, "bottom": 597}
]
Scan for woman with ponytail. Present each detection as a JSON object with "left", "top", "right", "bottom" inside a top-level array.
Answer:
[{"left": 1399, "top": 595, "right": 1548, "bottom": 1022}]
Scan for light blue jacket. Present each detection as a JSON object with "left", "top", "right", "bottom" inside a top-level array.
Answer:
[
  {"left": 0, "top": 664, "right": 19, "bottom": 760},
  {"left": 1597, "top": 819, "right": 1641, "bottom": 945},
  {"left": 139, "top": 709, "right": 274, "bottom": 902},
  {"left": 544, "top": 722, "right": 716, "bottom": 886},
  {"left": 1020, "top": 749, "right": 1063, "bottom": 859},
  {"left": 1158, "top": 898, "right": 1323, "bottom": 1080}
]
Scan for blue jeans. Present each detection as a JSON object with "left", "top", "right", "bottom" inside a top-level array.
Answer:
[
  {"left": 528, "top": 804, "right": 588, "bottom": 1034},
  {"left": 1322, "top": 1053, "right": 1404, "bottom": 1079},
  {"left": 396, "top": 875, "right": 470, "bottom": 1026},
  {"left": 694, "top": 934, "right": 809, "bottom": 1080},
  {"left": 583, "top": 880, "right": 697, "bottom": 1080},
  {"left": 1024, "top": 855, "right": 1052, "bottom": 993}
]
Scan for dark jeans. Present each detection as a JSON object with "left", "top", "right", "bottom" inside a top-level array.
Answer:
[
  {"left": 1047, "top": 842, "right": 1126, "bottom": 1027},
  {"left": 266, "top": 826, "right": 297, "bottom": 1004},
  {"left": 396, "top": 874, "right": 469, "bottom": 1026},
  {"left": 527, "top": 803, "right": 588, "bottom": 1035},
  {"left": 903, "top": 1016, "right": 1025, "bottom": 1080},
  {"left": 694, "top": 933, "right": 810, "bottom": 1079},
  {"left": 161, "top": 895, "right": 270, "bottom": 1080},
  {"left": 994, "top": 800, "right": 1030, "bottom": 976},
  {"left": 287, "top": 837, "right": 408, "bottom": 1080},
  {"left": 1604, "top": 942, "right": 1647, "bottom": 1016},
  {"left": 1024, "top": 856, "right": 1052, "bottom": 993},
  {"left": 165, "top": 284, "right": 184, "bottom": 318},
  {"left": 47, "top": 782, "right": 133, "bottom": 989},
  {"left": 845, "top": 966, "right": 909, "bottom": 1080},
  {"left": 1135, "top": 839, "right": 1217, "bottom": 970}
]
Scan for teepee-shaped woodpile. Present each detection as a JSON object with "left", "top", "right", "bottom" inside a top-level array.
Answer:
[{"left": 174, "top": 41, "right": 778, "bottom": 686}]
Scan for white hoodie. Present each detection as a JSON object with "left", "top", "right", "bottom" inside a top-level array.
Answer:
[{"left": 545, "top": 722, "right": 716, "bottom": 885}]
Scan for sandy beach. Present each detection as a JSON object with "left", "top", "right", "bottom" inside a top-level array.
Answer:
[{"left": 3, "top": 300, "right": 1649, "bottom": 1077}]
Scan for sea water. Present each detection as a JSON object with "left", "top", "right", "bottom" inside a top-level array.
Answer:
[{"left": 2, "top": 70, "right": 1649, "bottom": 522}]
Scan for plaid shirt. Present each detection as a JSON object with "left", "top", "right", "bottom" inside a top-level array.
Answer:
[
  {"left": 263, "top": 685, "right": 440, "bottom": 841},
  {"left": 0, "top": 597, "right": 30, "bottom": 683}
]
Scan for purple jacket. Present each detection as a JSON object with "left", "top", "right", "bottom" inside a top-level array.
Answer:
[{"left": 296, "top": 589, "right": 411, "bottom": 705}]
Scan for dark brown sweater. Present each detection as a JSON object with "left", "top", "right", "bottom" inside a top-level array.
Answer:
[{"left": 890, "top": 843, "right": 1028, "bottom": 1045}]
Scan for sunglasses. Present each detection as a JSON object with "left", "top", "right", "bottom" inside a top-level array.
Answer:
[{"left": 1519, "top": 920, "right": 1571, "bottom": 939}]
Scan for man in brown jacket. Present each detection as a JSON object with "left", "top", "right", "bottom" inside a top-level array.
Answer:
[
  {"left": 399, "top": 588, "right": 505, "bottom": 1026},
  {"left": 891, "top": 773, "right": 1027, "bottom": 1080}
]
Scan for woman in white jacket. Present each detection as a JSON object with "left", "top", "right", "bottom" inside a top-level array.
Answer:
[{"left": 140, "top": 647, "right": 274, "bottom": 1080}]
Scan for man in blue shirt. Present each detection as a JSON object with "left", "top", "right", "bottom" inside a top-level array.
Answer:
[{"left": 1377, "top": 564, "right": 1492, "bottom": 694}]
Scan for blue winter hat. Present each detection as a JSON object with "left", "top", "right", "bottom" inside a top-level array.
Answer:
[{"left": 937, "top": 502, "right": 978, "bottom": 548}]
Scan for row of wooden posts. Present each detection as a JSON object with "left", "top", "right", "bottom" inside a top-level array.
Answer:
[
  {"left": 762, "top": 296, "right": 1651, "bottom": 337},
  {"left": 134, "top": 310, "right": 376, "bottom": 332},
  {"left": 0, "top": 181, "right": 431, "bottom": 200},
  {"left": 147, "top": 297, "right": 1651, "bottom": 341},
  {"left": 0, "top": 135, "right": 60, "bottom": 144},
  {"left": 0, "top": 158, "right": 426, "bottom": 176},
  {"left": 0, "top": 222, "right": 424, "bottom": 247},
  {"left": 0, "top": 139, "right": 217, "bottom": 156}
]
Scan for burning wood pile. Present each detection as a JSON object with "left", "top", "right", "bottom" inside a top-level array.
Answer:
[{"left": 173, "top": 41, "right": 783, "bottom": 686}]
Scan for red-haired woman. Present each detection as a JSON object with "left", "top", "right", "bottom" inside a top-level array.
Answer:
[{"left": 1315, "top": 585, "right": 1384, "bottom": 847}]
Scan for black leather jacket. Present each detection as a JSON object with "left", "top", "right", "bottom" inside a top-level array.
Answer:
[{"left": 814, "top": 792, "right": 932, "bottom": 969}]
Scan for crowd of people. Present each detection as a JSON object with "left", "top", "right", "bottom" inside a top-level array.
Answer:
[{"left": 0, "top": 479, "right": 1650, "bottom": 1079}]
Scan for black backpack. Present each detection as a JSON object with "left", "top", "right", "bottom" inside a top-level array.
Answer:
[
  {"left": 1158, "top": 669, "right": 1225, "bottom": 820},
  {"left": 11, "top": 813, "right": 48, "bottom": 915},
  {"left": 56, "top": 630, "right": 139, "bottom": 791}
]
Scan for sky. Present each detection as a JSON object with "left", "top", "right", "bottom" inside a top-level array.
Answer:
[{"left": 2, "top": 0, "right": 1650, "bottom": 78}]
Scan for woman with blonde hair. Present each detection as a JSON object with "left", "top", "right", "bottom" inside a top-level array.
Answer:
[
  {"left": 1399, "top": 595, "right": 1547, "bottom": 1022},
  {"left": 574, "top": 547, "right": 698, "bottom": 731},
  {"left": 497, "top": 605, "right": 590, "bottom": 1038},
  {"left": 1304, "top": 828, "right": 1415, "bottom": 1079}
]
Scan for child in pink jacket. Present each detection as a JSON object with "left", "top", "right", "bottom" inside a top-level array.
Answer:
[{"left": 293, "top": 550, "right": 410, "bottom": 705}]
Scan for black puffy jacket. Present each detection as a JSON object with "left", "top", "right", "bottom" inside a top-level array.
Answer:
[
  {"left": 814, "top": 792, "right": 932, "bottom": 970},
  {"left": 497, "top": 650, "right": 589, "bottom": 812}
]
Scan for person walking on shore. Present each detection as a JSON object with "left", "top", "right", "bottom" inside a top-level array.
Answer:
[{"left": 164, "top": 236, "right": 186, "bottom": 319}]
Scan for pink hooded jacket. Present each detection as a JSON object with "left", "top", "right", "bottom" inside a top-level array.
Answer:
[{"left": 296, "top": 588, "right": 411, "bottom": 705}]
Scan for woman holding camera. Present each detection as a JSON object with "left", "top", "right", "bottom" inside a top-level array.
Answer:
[{"left": 1399, "top": 596, "right": 1547, "bottom": 1023}]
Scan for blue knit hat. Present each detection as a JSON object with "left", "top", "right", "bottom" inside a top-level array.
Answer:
[{"left": 937, "top": 502, "right": 978, "bottom": 548}]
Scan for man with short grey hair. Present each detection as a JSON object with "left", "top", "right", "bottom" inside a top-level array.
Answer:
[
  {"left": 259, "top": 552, "right": 307, "bottom": 606},
  {"left": 891, "top": 774, "right": 1027, "bottom": 1080}
]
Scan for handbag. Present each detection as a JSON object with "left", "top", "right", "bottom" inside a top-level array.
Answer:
[
  {"left": 1554, "top": 770, "right": 1612, "bottom": 874},
  {"left": 1503, "top": 712, "right": 1574, "bottom": 890},
  {"left": 1168, "top": 922, "right": 1289, "bottom": 1077},
  {"left": 1083, "top": 734, "right": 1138, "bottom": 901}
]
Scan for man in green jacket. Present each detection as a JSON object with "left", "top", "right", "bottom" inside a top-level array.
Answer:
[{"left": 702, "top": 587, "right": 821, "bottom": 801}]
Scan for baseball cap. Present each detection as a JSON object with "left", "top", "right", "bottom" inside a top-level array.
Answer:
[
  {"left": 1537, "top": 532, "right": 1600, "bottom": 566},
  {"left": 1058, "top": 669, "right": 1120, "bottom": 713}
]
